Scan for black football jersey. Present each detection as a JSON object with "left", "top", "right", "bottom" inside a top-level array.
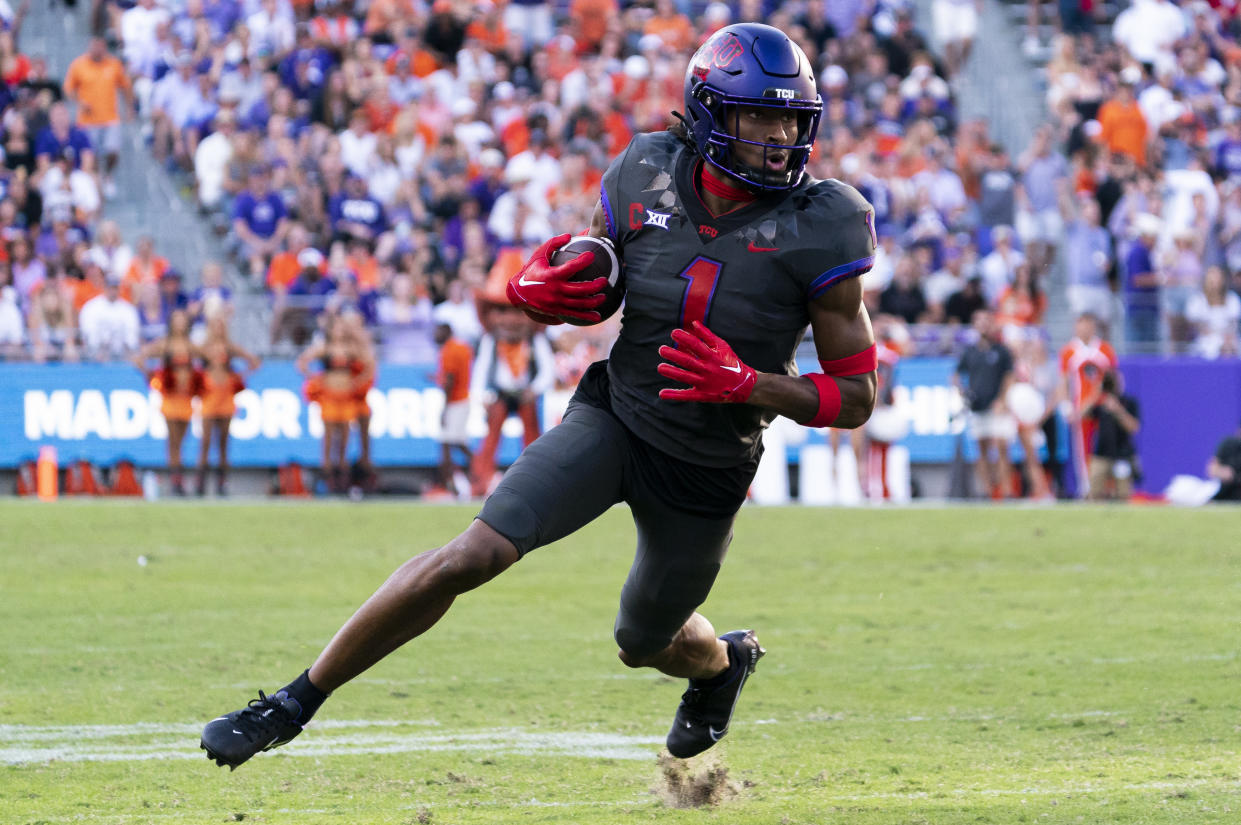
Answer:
[{"left": 600, "top": 131, "right": 876, "bottom": 467}]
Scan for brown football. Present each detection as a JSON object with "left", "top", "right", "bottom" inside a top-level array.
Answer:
[{"left": 549, "top": 235, "right": 625, "bottom": 326}]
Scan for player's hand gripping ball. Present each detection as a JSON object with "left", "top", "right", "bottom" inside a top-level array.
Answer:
[
  {"left": 506, "top": 233, "right": 624, "bottom": 326},
  {"left": 548, "top": 235, "right": 625, "bottom": 326}
]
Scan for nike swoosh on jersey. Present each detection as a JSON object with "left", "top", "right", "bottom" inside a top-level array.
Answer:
[{"left": 747, "top": 242, "right": 778, "bottom": 252}]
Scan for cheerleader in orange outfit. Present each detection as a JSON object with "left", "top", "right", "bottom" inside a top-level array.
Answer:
[
  {"left": 196, "top": 326, "right": 261, "bottom": 496},
  {"left": 300, "top": 317, "right": 367, "bottom": 492},
  {"left": 133, "top": 309, "right": 202, "bottom": 496},
  {"left": 340, "top": 311, "right": 376, "bottom": 486}
]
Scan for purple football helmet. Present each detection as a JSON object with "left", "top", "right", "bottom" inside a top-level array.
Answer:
[{"left": 682, "top": 23, "right": 822, "bottom": 191}]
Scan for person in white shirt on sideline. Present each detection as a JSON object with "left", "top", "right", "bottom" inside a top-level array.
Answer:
[{"left": 79, "top": 275, "right": 140, "bottom": 361}]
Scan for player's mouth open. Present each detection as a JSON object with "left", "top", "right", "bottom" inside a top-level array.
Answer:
[{"left": 765, "top": 153, "right": 787, "bottom": 170}]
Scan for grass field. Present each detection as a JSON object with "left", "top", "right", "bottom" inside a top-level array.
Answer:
[{"left": 1, "top": 500, "right": 1239, "bottom": 824}]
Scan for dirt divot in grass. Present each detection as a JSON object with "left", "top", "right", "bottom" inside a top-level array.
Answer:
[{"left": 655, "top": 751, "right": 742, "bottom": 808}]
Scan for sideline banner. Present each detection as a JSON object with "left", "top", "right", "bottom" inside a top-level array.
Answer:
[
  {"left": 7, "top": 357, "right": 1232, "bottom": 487},
  {"left": 1, "top": 359, "right": 974, "bottom": 468},
  {"left": 3, "top": 362, "right": 530, "bottom": 469}
]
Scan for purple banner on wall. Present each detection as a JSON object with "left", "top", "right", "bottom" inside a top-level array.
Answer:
[{"left": 1120, "top": 357, "right": 1241, "bottom": 493}]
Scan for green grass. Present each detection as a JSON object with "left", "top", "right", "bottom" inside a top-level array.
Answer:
[{"left": 1, "top": 501, "right": 1239, "bottom": 824}]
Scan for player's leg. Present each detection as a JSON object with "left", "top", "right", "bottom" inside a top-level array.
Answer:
[
  {"left": 201, "top": 400, "right": 630, "bottom": 769},
  {"left": 612, "top": 497, "right": 734, "bottom": 678},
  {"left": 314, "top": 401, "right": 630, "bottom": 689},
  {"left": 613, "top": 494, "right": 764, "bottom": 758},
  {"left": 307, "top": 519, "right": 521, "bottom": 693}
]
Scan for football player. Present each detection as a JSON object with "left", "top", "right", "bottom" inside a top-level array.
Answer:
[{"left": 202, "top": 22, "right": 878, "bottom": 769}]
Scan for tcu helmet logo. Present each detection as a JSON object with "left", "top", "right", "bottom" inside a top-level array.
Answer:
[
  {"left": 770, "top": 88, "right": 796, "bottom": 99},
  {"left": 711, "top": 36, "right": 744, "bottom": 69},
  {"left": 694, "top": 34, "right": 744, "bottom": 79}
]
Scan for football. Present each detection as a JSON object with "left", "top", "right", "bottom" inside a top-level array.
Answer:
[{"left": 549, "top": 235, "right": 625, "bottom": 326}]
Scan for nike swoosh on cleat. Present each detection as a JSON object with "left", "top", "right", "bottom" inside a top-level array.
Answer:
[
  {"left": 232, "top": 729, "right": 243, "bottom": 735},
  {"left": 708, "top": 725, "right": 727, "bottom": 740}
]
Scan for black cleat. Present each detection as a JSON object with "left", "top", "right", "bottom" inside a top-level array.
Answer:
[
  {"left": 200, "top": 690, "right": 305, "bottom": 770},
  {"left": 665, "top": 629, "right": 765, "bottom": 759}
]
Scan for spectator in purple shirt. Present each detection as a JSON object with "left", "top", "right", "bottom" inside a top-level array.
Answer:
[
  {"left": 328, "top": 173, "right": 387, "bottom": 244},
  {"left": 1124, "top": 213, "right": 1162, "bottom": 350},
  {"left": 232, "top": 163, "right": 288, "bottom": 280},
  {"left": 1213, "top": 114, "right": 1241, "bottom": 181},
  {"left": 466, "top": 147, "right": 507, "bottom": 215},
  {"left": 34, "top": 102, "right": 94, "bottom": 175},
  {"left": 278, "top": 24, "right": 334, "bottom": 102}
]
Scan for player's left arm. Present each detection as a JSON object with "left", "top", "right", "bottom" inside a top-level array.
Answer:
[
  {"left": 658, "top": 277, "right": 877, "bottom": 428},
  {"left": 748, "top": 276, "right": 877, "bottom": 429}
]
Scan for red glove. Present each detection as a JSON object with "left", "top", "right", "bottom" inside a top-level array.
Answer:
[
  {"left": 506, "top": 234, "right": 608, "bottom": 324},
  {"left": 657, "top": 320, "right": 758, "bottom": 403}
]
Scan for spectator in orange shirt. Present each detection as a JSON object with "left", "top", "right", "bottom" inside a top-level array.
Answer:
[
  {"left": 363, "top": 0, "right": 415, "bottom": 37},
  {"left": 64, "top": 37, "right": 134, "bottom": 198},
  {"left": 73, "top": 258, "right": 107, "bottom": 314},
  {"left": 434, "top": 321, "right": 474, "bottom": 497},
  {"left": 1097, "top": 68, "right": 1148, "bottom": 167},
  {"left": 465, "top": 3, "right": 510, "bottom": 54},
  {"left": 644, "top": 0, "right": 694, "bottom": 53},
  {"left": 121, "top": 236, "right": 170, "bottom": 302},
  {"left": 547, "top": 139, "right": 602, "bottom": 229},
  {"left": 266, "top": 224, "right": 313, "bottom": 295},
  {"left": 569, "top": 0, "right": 616, "bottom": 53}
]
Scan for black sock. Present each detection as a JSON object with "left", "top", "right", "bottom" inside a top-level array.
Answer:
[
  {"left": 277, "top": 670, "right": 329, "bottom": 722},
  {"left": 695, "top": 639, "right": 737, "bottom": 687}
]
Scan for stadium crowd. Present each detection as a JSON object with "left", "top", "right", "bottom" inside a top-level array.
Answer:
[{"left": 2, "top": 0, "right": 1241, "bottom": 499}]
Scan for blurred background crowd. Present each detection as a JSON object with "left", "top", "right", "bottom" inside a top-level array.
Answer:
[{"left": 2, "top": 0, "right": 1240, "bottom": 500}]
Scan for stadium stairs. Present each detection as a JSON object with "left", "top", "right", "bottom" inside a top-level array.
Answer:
[
  {"left": 914, "top": 0, "right": 1076, "bottom": 344},
  {"left": 27, "top": 0, "right": 269, "bottom": 355}
]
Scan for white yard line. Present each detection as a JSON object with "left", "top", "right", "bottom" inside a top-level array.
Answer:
[{"left": 0, "top": 721, "right": 664, "bottom": 765}]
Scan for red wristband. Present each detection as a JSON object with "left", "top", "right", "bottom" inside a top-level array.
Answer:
[
  {"left": 820, "top": 344, "right": 878, "bottom": 377},
  {"left": 804, "top": 373, "right": 841, "bottom": 428}
]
